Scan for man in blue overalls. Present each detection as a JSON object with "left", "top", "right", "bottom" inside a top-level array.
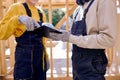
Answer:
[
  {"left": 14, "top": 2, "right": 47, "bottom": 80},
  {"left": 0, "top": 0, "right": 50, "bottom": 80},
  {"left": 48, "top": 0, "right": 117, "bottom": 80}
]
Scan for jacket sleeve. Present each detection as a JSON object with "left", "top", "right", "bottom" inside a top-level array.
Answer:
[
  {"left": 69, "top": 0, "right": 117, "bottom": 49},
  {"left": 0, "top": 4, "right": 26, "bottom": 40}
]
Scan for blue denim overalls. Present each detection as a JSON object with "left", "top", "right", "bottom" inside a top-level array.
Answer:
[
  {"left": 71, "top": 0, "right": 108, "bottom": 80},
  {"left": 14, "top": 3, "right": 47, "bottom": 80}
]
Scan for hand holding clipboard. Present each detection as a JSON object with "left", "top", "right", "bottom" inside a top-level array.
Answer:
[{"left": 33, "top": 22, "right": 62, "bottom": 37}]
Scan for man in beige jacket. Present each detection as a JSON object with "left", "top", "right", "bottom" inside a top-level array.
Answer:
[{"left": 49, "top": 0, "right": 117, "bottom": 80}]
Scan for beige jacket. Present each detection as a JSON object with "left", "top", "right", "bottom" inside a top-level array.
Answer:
[{"left": 69, "top": 0, "right": 117, "bottom": 49}]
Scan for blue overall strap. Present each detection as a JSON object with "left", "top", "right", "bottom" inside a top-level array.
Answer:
[
  {"left": 83, "top": 0, "right": 94, "bottom": 18},
  {"left": 22, "top": 2, "right": 32, "bottom": 17},
  {"left": 22, "top": 2, "right": 43, "bottom": 22},
  {"left": 38, "top": 9, "right": 43, "bottom": 22}
]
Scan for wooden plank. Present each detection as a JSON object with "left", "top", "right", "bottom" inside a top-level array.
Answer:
[
  {"left": 7, "top": 67, "right": 13, "bottom": 75},
  {"left": 38, "top": 0, "right": 75, "bottom": 3},
  {"left": 0, "top": 75, "right": 4, "bottom": 80},
  {"left": 3, "top": 0, "right": 14, "bottom": 10},
  {"left": 17, "top": 0, "right": 75, "bottom": 3},
  {"left": 0, "top": 0, "right": 2, "bottom": 72},
  {"left": 3, "top": 0, "right": 75, "bottom": 9},
  {"left": 37, "top": 3, "right": 75, "bottom": 9},
  {"left": 0, "top": 0, "right": 3, "bottom": 20},
  {"left": 0, "top": 42, "right": 2, "bottom": 75},
  {"left": 65, "top": 0, "right": 70, "bottom": 77},
  {"left": 8, "top": 36, "right": 15, "bottom": 68},
  {"left": 0, "top": 40, "right": 7, "bottom": 75},
  {"left": 114, "top": 14, "right": 120, "bottom": 52},
  {"left": 4, "top": 75, "right": 120, "bottom": 80},
  {"left": 13, "top": 0, "right": 17, "bottom": 3},
  {"left": 48, "top": 0, "right": 54, "bottom": 78},
  {"left": 106, "top": 48, "right": 113, "bottom": 67},
  {"left": 105, "top": 75, "right": 120, "bottom": 80},
  {"left": 55, "top": 4, "right": 77, "bottom": 29}
]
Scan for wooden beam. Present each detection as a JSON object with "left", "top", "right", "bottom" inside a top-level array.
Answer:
[
  {"left": 4, "top": 75, "right": 120, "bottom": 80},
  {"left": 48, "top": 0, "right": 54, "bottom": 78},
  {"left": 0, "top": 0, "right": 3, "bottom": 20},
  {"left": 0, "top": 0, "right": 3, "bottom": 75},
  {"left": 0, "top": 42, "right": 2, "bottom": 75},
  {"left": 14, "top": 0, "right": 17, "bottom": 3},
  {"left": 115, "top": 14, "right": 120, "bottom": 51},
  {"left": 2, "top": 0, "right": 14, "bottom": 10},
  {"left": 38, "top": 0, "right": 75, "bottom": 3},
  {"left": 55, "top": 4, "right": 77, "bottom": 29},
  {"left": 3, "top": 0, "right": 75, "bottom": 9},
  {"left": 0, "top": 40, "right": 7, "bottom": 75},
  {"left": 7, "top": 67, "right": 14, "bottom": 75},
  {"left": 65, "top": 0, "right": 70, "bottom": 77},
  {"left": 37, "top": 2, "right": 75, "bottom": 9},
  {"left": 8, "top": 36, "right": 15, "bottom": 68},
  {"left": 105, "top": 48, "right": 113, "bottom": 67}
]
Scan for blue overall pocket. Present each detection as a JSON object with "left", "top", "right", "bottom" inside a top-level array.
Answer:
[{"left": 91, "top": 54, "right": 108, "bottom": 74}]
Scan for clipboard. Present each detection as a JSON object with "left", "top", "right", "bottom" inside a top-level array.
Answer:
[{"left": 33, "top": 25, "right": 62, "bottom": 37}]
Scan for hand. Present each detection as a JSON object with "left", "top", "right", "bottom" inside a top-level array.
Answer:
[
  {"left": 18, "top": 15, "right": 40, "bottom": 31},
  {"left": 49, "top": 30, "right": 70, "bottom": 42}
]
